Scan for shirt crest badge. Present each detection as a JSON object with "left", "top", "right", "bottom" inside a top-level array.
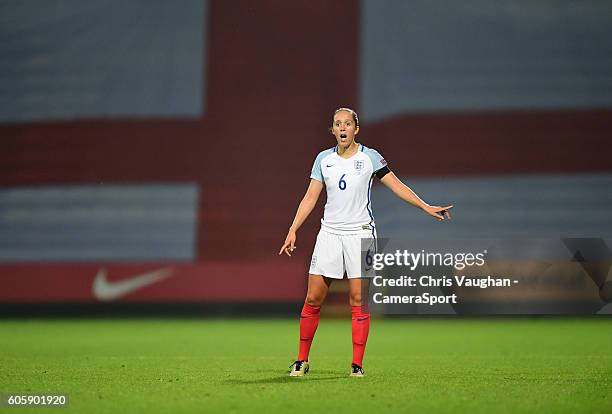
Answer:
[{"left": 354, "top": 160, "right": 364, "bottom": 171}]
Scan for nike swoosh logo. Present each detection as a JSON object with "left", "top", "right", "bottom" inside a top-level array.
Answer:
[
  {"left": 92, "top": 267, "right": 174, "bottom": 301},
  {"left": 326, "top": 164, "right": 335, "bottom": 167}
]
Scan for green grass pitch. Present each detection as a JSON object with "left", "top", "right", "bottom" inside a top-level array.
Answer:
[{"left": 1, "top": 318, "right": 611, "bottom": 413}]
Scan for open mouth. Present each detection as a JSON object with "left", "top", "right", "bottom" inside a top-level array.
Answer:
[{"left": 340, "top": 134, "right": 347, "bottom": 139}]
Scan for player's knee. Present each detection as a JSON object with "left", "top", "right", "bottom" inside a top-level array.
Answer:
[{"left": 305, "top": 293, "right": 325, "bottom": 306}]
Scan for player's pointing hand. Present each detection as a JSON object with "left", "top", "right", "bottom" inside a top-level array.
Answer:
[
  {"left": 423, "top": 204, "right": 453, "bottom": 221},
  {"left": 279, "top": 230, "right": 297, "bottom": 257}
]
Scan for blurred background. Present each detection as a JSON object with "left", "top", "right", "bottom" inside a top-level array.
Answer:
[{"left": 1, "top": 0, "right": 611, "bottom": 316}]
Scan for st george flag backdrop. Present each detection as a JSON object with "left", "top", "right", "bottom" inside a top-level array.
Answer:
[{"left": 1, "top": 0, "right": 611, "bottom": 306}]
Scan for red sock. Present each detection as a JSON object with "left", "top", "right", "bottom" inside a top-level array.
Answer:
[
  {"left": 297, "top": 303, "right": 321, "bottom": 361},
  {"left": 351, "top": 305, "right": 370, "bottom": 367}
]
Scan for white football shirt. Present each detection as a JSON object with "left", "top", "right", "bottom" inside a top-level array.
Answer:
[{"left": 310, "top": 144, "right": 388, "bottom": 234}]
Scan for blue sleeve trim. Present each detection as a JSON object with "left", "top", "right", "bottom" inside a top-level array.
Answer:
[
  {"left": 363, "top": 146, "right": 387, "bottom": 172},
  {"left": 309, "top": 148, "right": 334, "bottom": 182}
]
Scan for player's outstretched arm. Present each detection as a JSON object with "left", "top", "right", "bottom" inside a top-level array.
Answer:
[
  {"left": 380, "top": 172, "right": 453, "bottom": 221},
  {"left": 278, "top": 179, "right": 324, "bottom": 257}
]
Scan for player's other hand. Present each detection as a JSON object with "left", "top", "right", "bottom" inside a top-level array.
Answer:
[
  {"left": 279, "top": 230, "right": 297, "bottom": 257},
  {"left": 423, "top": 204, "right": 453, "bottom": 221}
]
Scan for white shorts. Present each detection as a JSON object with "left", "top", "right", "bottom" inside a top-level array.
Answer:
[{"left": 308, "top": 228, "right": 377, "bottom": 279}]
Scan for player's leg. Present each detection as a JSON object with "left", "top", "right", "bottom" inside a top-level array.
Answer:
[
  {"left": 300, "top": 275, "right": 332, "bottom": 358},
  {"left": 344, "top": 233, "right": 374, "bottom": 377},
  {"left": 349, "top": 277, "right": 370, "bottom": 377},
  {"left": 290, "top": 230, "right": 343, "bottom": 376},
  {"left": 290, "top": 275, "right": 332, "bottom": 377}
]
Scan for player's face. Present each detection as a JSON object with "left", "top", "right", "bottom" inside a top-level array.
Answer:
[{"left": 332, "top": 111, "right": 359, "bottom": 149}]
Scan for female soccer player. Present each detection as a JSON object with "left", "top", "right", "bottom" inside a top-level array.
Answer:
[{"left": 279, "top": 108, "right": 452, "bottom": 377}]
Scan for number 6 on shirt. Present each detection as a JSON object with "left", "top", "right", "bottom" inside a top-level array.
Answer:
[{"left": 339, "top": 174, "right": 347, "bottom": 190}]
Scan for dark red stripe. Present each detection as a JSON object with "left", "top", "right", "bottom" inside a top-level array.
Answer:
[{"left": 365, "top": 110, "right": 612, "bottom": 177}]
